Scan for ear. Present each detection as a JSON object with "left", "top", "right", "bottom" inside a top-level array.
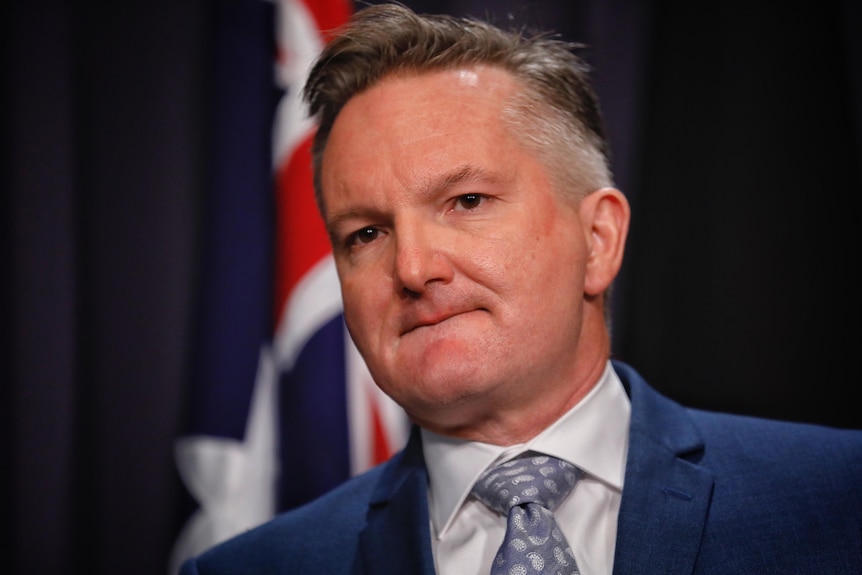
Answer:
[{"left": 579, "top": 187, "right": 630, "bottom": 296}]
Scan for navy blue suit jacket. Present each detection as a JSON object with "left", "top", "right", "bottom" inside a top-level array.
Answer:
[{"left": 181, "top": 361, "right": 862, "bottom": 574}]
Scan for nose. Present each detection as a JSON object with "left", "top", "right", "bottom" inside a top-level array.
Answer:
[{"left": 392, "top": 220, "right": 454, "bottom": 296}]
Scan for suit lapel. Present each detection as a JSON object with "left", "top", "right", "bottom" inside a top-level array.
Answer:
[
  {"left": 359, "top": 426, "right": 436, "bottom": 575},
  {"left": 611, "top": 361, "right": 714, "bottom": 575}
]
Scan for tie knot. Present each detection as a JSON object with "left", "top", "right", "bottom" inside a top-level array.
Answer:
[{"left": 471, "top": 453, "right": 580, "bottom": 515}]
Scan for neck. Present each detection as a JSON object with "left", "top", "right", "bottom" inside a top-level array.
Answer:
[{"left": 412, "top": 351, "right": 610, "bottom": 446}]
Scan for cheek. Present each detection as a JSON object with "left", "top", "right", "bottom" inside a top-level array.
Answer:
[
  {"left": 340, "top": 273, "right": 389, "bottom": 342},
  {"left": 522, "top": 226, "right": 587, "bottom": 301},
  {"left": 339, "top": 275, "right": 370, "bottom": 329}
]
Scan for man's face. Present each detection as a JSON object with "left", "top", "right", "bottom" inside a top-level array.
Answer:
[{"left": 321, "top": 67, "right": 598, "bottom": 439}]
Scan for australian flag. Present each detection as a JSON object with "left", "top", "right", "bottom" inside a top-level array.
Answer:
[{"left": 169, "top": 1, "right": 409, "bottom": 572}]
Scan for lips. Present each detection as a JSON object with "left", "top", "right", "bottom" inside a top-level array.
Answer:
[{"left": 399, "top": 307, "right": 485, "bottom": 335}]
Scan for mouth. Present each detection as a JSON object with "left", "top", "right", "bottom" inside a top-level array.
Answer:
[{"left": 401, "top": 308, "right": 486, "bottom": 335}]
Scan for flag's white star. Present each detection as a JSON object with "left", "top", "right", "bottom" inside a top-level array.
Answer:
[{"left": 168, "top": 346, "right": 279, "bottom": 574}]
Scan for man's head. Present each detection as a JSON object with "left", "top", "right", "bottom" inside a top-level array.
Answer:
[{"left": 302, "top": 4, "right": 629, "bottom": 445}]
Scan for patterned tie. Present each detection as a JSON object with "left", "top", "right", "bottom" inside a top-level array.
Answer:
[{"left": 471, "top": 453, "right": 582, "bottom": 575}]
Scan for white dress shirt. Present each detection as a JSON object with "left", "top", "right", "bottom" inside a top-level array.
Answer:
[{"left": 422, "top": 361, "right": 631, "bottom": 575}]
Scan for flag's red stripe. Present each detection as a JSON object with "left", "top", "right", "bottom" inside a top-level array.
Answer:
[
  {"left": 274, "top": 131, "right": 332, "bottom": 325},
  {"left": 303, "top": 0, "right": 352, "bottom": 42}
]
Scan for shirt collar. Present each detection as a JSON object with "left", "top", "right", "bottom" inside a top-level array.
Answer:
[{"left": 421, "top": 360, "right": 631, "bottom": 539}]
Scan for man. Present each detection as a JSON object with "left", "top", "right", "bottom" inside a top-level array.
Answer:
[{"left": 181, "top": 4, "right": 862, "bottom": 574}]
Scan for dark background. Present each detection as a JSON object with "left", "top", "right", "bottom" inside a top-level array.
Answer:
[{"left": 3, "top": 1, "right": 860, "bottom": 574}]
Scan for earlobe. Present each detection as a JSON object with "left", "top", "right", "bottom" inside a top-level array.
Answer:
[{"left": 581, "top": 188, "right": 630, "bottom": 296}]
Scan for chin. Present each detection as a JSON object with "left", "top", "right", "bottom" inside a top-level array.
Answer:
[{"left": 388, "top": 366, "right": 497, "bottom": 413}]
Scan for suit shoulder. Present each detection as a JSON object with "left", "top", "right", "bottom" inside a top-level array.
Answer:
[
  {"left": 690, "top": 408, "right": 862, "bottom": 459},
  {"left": 689, "top": 409, "right": 862, "bottom": 500},
  {"left": 185, "top": 464, "right": 387, "bottom": 574}
]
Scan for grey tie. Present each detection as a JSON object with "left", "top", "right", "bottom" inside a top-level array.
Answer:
[{"left": 471, "top": 453, "right": 582, "bottom": 575}]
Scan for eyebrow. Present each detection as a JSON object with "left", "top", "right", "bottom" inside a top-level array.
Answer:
[
  {"left": 325, "top": 164, "right": 500, "bottom": 234},
  {"left": 424, "top": 164, "right": 497, "bottom": 196}
]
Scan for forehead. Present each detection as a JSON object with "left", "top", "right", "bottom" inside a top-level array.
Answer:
[
  {"left": 373, "top": 64, "right": 519, "bottom": 99},
  {"left": 338, "top": 65, "right": 519, "bottom": 131},
  {"left": 321, "top": 66, "right": 527, "bottom": 192}
]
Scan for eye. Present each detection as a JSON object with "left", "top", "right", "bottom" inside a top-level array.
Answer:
[
  {"left": 454, "top": 193, "right": 485, "bottom": 211},
  {"left": 348, "top": 226, "right": 380, "bottom": 246}
]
